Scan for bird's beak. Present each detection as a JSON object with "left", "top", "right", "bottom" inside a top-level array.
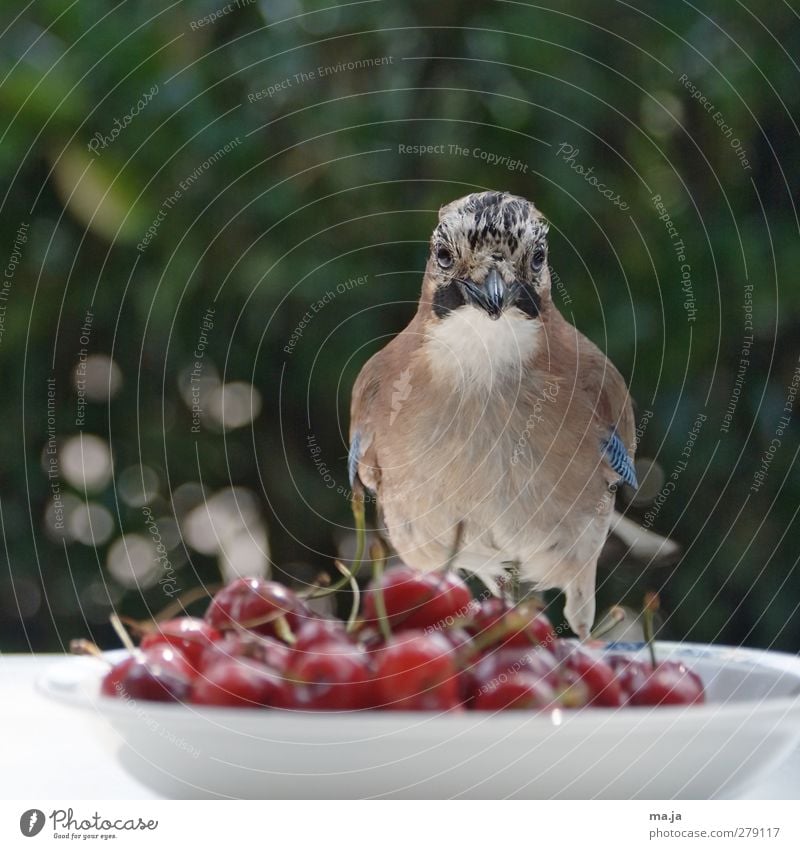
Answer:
[{"left": 461, "top": 267, "right": 511, "bottom": 320}]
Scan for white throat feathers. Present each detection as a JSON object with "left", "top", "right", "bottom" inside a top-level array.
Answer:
[{"left": 425, "top": 306, "right": 541, "bottom": 389}]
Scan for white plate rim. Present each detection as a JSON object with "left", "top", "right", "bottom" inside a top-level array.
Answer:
[{"left": 36, "top": 640, "right": 800, "bottom": 732}]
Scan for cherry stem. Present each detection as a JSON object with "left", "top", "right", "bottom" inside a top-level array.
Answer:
[
  {"left": 230, "top": 623, "right": 285, "bottom": 650},
  {"left": 352, "top": 491, "right": 366, "bottom": 570},
  {"left": 154, "top": 583, "right": 222, "bottom": 622},
  {"left": 643, "top": 592, "right": 660, "bottom": 667},
  {"left": 370, "top": 539, "right": 392, "bottom": 642},
  {"left": 590, "top": 606, "right": 626, "bottom": 641},
  {"left": 470, "top": 617, "right": 529, "bottom": 654},
  {"left": 507, "top": 561, "right": 522, "bottom": 605},
  {"left": 306, "top": 491, "right": 366, "bottom": 599},
  {"left": 69, "top": 639, "right": 112, "bottom": 666},
  {"left": 296, "top": 573, "right": 331, "bottom": 599},
  {"left": 111, "top": 587, "right": 222, "bottom": 637},
  {"left": 443, "top": 521, "right": 465, "bottom": 573},
  {"left": 335, "top": 560, "right": 361, "bottom": 633},
  {"left": 119, "top": 615, "right": 155, "bottom": 635},
  {"left": 109, "top": 612, "right": 141, "bottom": 658},
  {"left": 273, "top": 614, "right": 296, "bottom": 645}
]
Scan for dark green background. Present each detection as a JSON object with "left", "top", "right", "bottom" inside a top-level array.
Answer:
[{"left": 1, "top": 0, "right": 798, "bottom": 652}]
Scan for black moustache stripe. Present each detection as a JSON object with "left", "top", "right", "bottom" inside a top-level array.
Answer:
[
  {"left": 432, "top": 279, "right": 466, "bottom": 318},
  {"left": 433, "top": 279, "right": 542, "bottom": 319},
  {"left": 515, "top": 283, "right": 541, "bottom": 319}
]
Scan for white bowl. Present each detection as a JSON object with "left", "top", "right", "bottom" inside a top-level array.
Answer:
[{"left": 39, "top": 641, "right": 800, "bottom": 799}]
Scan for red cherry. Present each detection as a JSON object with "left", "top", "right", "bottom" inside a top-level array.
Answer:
[
  {"left": 468, "top": 599, "right": 556, "bottom": 651},
  {"left": 103, "top": 646, "right": 195, "bottom": 702},
  {"left": 200, "top": 631, "right": 291, "bottom": 675},
  {"left": 140, "top": 617, "right": 221, "bottom": 670},
  {"left": 556, "top": 646, "right": 625, "bottom": 707},
  {"left": 439, "top": 626, "right": 480, "bottom": 704},
  {"left": 192, "top": 658, "right": 291, "bottom": 708},
  {"left": 440, "top": 626, "right": 479, "bottom": 662},
  {"left": 373, "top": 631, "right": 460, "bottom": 711},
  {"left": 607, "top": 654, "right": 650, "bottom": 699},
  {"left": 205, "top": 578, "right": 305, "bottom": 640},
  {"left": 414, "top": 571, "right": 475, "bottom": 630},
  {"left": 473, "top": 673, "right": 557, "bottom": 711},
  {"left": 627, "top": 661, "right": 705, "bottom": 706},
  {"left": 361, "top": 566, "right": 435, "bottom": 628},
  {"left": 357, "top": 626, "right": 389, "bottom": 652},
  {"left": 289, "top": 644, "right": 373, "bottom": 710},
  {"left": 474, "top": 646, "right": 560, "bottom": 689},
  {"left": 100, "top": 655, "right": 136, "bottom": 697},
  {"left": 557, "top": 671, "right": 592, "bottom": 708},
  {"left": 293, "top": 618, "right": 351, "bottom": 652},
  {"left": 362, "top": 566, "right": 474, "bottom": 631}
]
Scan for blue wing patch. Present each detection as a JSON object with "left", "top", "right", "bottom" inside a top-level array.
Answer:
[
  {"left": 602, "top": 429, "right": 638, "bottom": 489},
  {"left": 348, "top": 431, "right": 362, "bottom": 489}
]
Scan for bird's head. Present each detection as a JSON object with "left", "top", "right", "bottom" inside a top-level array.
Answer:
[{"left": 422, "top": 190, "right": 551, "bottom": 323}]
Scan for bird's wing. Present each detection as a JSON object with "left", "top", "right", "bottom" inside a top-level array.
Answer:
[
  {"left": 347, "top": 431, "right": 364, "bottom": 491},
  {"left": 349, "top": 350, "right": 383, "bottom": 493},
  {"left": 582, "top": 339, "right": 638, "bottom": 490},
  {"left": 602, "top": 429, "right": 638, "bottom": 489}
]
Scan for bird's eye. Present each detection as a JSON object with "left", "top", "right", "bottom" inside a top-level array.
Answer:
[
  {"left": 436, "top": 247, "right": 454, "bottom": 269},
  {"left": 531, "top": 247, "right": 546, "bottom": 273}
]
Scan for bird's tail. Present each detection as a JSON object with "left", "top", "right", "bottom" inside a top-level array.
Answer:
[{"left": 610, "top": 511, "right": 680, "bottom": 561}]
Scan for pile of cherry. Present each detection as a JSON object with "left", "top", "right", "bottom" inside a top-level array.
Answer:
[{"left": 100, "top": 566, "right": 705, "bottom": 711}]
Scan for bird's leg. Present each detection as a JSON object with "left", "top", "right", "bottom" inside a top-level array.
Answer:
[
  {"left": 305, "top": 490, "right": 366, "bottom": 599},
  {"left": 369, "top": 538, "right": 392, "bottom": 642},
  {"left": 562, "top": 563, "right": 597, "bottom": 641},
  {"left": 442, "top": 520, "right": 465, "bottom": 573},
  {"left": 502, "top": 560, "right": 521, "bottom": 607}
]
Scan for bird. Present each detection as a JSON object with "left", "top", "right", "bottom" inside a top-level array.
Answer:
[{"left": 349, "top": 190, "right": 640, "bottom": 639}]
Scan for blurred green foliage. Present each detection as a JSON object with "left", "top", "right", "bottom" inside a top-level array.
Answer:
[{"left": 1, "top": 0, "right": 798, "bottom": 651}]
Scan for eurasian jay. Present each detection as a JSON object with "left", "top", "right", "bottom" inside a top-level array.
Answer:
[{"left": 349, "top": 191, "right": 639, "bottom": 638}]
